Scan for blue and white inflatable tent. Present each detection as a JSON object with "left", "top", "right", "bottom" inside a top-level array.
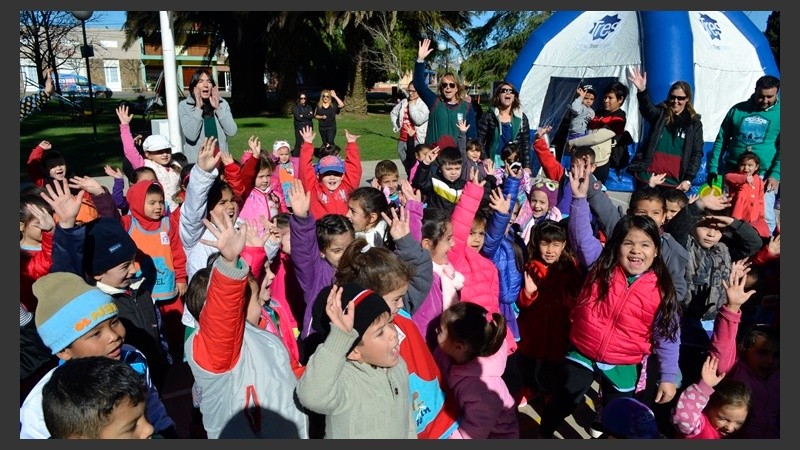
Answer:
[{"left": 506, "top": 11, "right": 779, "bottom": 192}]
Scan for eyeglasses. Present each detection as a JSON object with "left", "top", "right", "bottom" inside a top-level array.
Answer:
[
  {"left": 322, "top": 95, "right": 331, "bottom": 98},
  {"left": 500, "top": 88, "right": 516, "bottom": 94},
  {"left": 440, "top": 82, "right": 457, "bottom": 89},
  {"left": 668, "top": 95, "right": 688, "bottom": 101}
]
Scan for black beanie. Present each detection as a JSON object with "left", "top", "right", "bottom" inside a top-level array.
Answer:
[
  {"left": 312, "top": 283, "right": 390, "bottom": 355},
  {"left": 41, "top": 150, "right": 66, "bottom": 171},
  {"left": 83, "top": 218, "right": 138, "bottom": 276}
]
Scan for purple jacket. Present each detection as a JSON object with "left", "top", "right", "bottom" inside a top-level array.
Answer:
[
  {"left": 289, "top": 213, "right": 335, "bottom": 339},
  {"left": 434, "top": 340, "right": 519, "bottom": 438}
]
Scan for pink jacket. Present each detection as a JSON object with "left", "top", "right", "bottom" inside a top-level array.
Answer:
[
  {"left": 569, "top": 266, "right": 660, "bottom": 365},
  {"left": 450, "top": 182, "right": 516, "bottom": 354},
  {"left": 434, "top": 340, "right": 519, "bottom": 438}
]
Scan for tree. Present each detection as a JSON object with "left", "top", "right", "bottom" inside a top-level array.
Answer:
[
  {"left": 765, "top": 11, "right": 779, "bottom": 70},
  {"left": 19, "top": 11, "right": 83, "bottom": 94},
  {"left": 459, "top": 11, "right": 551, "bottom": 93}
]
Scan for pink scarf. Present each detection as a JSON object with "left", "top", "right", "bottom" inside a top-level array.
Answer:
[{"left": 432, "top": 261, "right": 464, "bottom": 310}]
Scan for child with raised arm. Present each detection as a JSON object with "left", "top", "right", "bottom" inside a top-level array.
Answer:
[
  {"left": 42, "top": 356, "right": 154, "bottom": 439},
  {"left": 183, "top": 213, "right": 308, "bottom": 439},
  {"left": 538, "top": 160, "right": 681, "bottom": 438},
  {"left": 272, "top": 139, "right": 301, "bottom": 209},
  {"left": 20, "top": 271, "right": 176, "bottom": 439},
  {"left": 434, "top": 302, "right": 519, "bottom": 438},
  {"left": 673, "top": 268, "right": 756, "bottom": 439},
  {"left": 117, "top": 105, "right": 181, "bottom": 212},
  {"left": 238, "top": 135, "right": 287, "bottom": 235},
  {"left": 296, "top": 283, "right": 416, "bottom": 439},
  {"left": 298, "top": 125, "right": 362, "bottom": 218},
  {"left": 567, "top": 85, "right": 597, "bottom": 140}
]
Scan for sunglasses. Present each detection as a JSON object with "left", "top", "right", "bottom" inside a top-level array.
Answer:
[
  {"left": 500, "top": 88, "right": 516, "bottom": 94},
  {"left": 440, "top": 82, "right": 457, "bottom": 89},
  {"left": 668, "top": 95, "right": 688, "bottom": 101},
  {"left": 322, "top": 95, "right": 331, "bottom": 98},
  {"left": 299, "top": 97, "right": 306, "bottom": 100}
]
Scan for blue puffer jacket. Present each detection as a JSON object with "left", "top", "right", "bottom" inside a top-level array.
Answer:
[{"left": 481, "top": 175, "right": 524, "bottom": 341}]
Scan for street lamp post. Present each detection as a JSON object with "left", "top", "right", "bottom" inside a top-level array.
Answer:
[
  {"left": 71, "top": 11, "right": 97, "bottom": 147},
  {"left": 437, "top": 41, "right": 449, "bottom": 73}
]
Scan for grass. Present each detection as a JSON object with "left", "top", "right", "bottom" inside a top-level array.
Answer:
[{"left": 19, "top": 96, "right": 402, "bottom": 184}]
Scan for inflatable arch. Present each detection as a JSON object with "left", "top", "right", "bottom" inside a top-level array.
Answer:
[{"left": 506, "top": 11, "right": 779, "bottom": 192}]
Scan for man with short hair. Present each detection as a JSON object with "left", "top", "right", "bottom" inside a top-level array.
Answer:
[{"left": 708, "top": 75, "right": 780, "bottom": 233}]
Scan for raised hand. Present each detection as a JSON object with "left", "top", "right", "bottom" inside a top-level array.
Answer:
[
  {"left": 399, "top": 179, "right": 421, "bottom": 205},
  {"left": 418, "top": 38, "right": 434, "bottom": 61},
  {"left": 197, "top": 136, "right": 221, "bottom": 173},
  {"left": 696, "top": 191, "right": 731, "bottom": 212},
  {"left": 523, "top": 271, "right": 538, "bottom": 297},
  {"left": 421, "top": 146, "right": 439, "bottom": 166},
  {"left": 115, "top": 104, "right": 133, "bottom": 125},
  {"left": 287, "top": 179, "right": 311, "bottom": 218},
  {"left": 456, "top": 118, "right": 470, "bottom": 133},
  {"left": 702, "top": 214, "right": 734, "bottom": 230},
  {"left": 483, "top": 158, "right": 495, "bottom": 175},
  {"left": 104, "top": 165, "right": 124, "bottom": 179},
  {"left": 248, "top": 135, "right": 262, "bottom": 157},
  {"left": 193, "top": 85, "right": 203, "bottom": 109},
  {"left": 38, "top": 140, "right": 52, "bottom": 151},
  {"left": 381, "top": 205, "right": 410, "bottom": 240},
  {"left": 627, "top": 67, "right": 647, "bottom": 92},
  {"left": 69, "top": 175, "right": 104, "bottom": 196},
  {"left": 687, "top": 193, "right": 699, "bottom": 204},
  {"left": 325, "top": 284, "right": 354, "bottom": 334},
  {"left": 469, "top": 166, "right": 485, "bottom": 187},
  {"left": 536, "top": 125, "right": 553, "bottom": 139},
  {"left": 569, "top": 158, "right": 590, "bottom": 198},
  {"left": 40, "top": 178, "right": 83, "bottom": 229},
  {"left": 488, "top": 186, "right": 511, "bottom": 214},
  {"left": 244, "top": 218, "right": 269, "bottom": 248},
  {"left": 345, "top": 129, "right": 360, "bottom": 143},
  {"left": 218, "top": 149, "right": 234, "bottom": 166},
  {"left": 722, "top": 265, "right": 756, "bottom": 313},
  {"left": 700, "top": 355, "right": 726, "bottom": 388},
  {"left": 766, "top": 234, "right": 780, "bottom": 257},
  {"left": 43, "top": 67, "right": 54, "bottom": 95},
  {"left": 27, "top": 203, "right": 55, "bottom": 232},
  {"left": 648, "top": 172, "right": 667, "bottom": 187},
  {"left": 299, "top": 125, "right": 315, "bottom": 144},
  {"left": 200, "top": 214, "right": 247, "bottom": 265}
]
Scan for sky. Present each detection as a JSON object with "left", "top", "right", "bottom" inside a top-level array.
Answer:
[{"left": 88, "top": 10, "right": 773, "bottom": 32}]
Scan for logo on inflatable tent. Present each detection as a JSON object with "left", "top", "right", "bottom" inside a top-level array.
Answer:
[
  {"left": 590, "top": 14, "right": 622, "bottom": 40},
  {"left": 699, "top": 14, "right": 722, "bottom": 40}
]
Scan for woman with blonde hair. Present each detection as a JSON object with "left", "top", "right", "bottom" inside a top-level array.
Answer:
[{"left": 314, "top": 89, "right": 345, "bottom": 147}]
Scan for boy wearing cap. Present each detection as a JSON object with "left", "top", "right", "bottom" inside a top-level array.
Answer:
[
  {"left": 568, "top": 85, "right": 597, "bottom": 141},
  {"left": 43, "top": 180, "right": 172, "bottom": 390},
  {"left": 298, "top": 125, "right": 362, "bottom": 219},
  {"left": 297, "top": 283, "right": 416, "bottom": 438},
  {"left": 20, "top": 272, "right": 176, "bottom": 439},
  {"left": 117, "top": 105, "right": 182, "bottom": 212}
]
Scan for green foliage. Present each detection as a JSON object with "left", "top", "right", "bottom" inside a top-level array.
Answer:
[
  {"left": 460, "top": 11, "right": 552, "bottom": 91},
  {"left": 765, "top": 11, "right": 780, "bottom": 70}
]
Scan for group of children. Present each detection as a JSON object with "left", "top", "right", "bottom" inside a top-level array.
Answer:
[{"left": 20, "top": 91, "right": 779, "bottom": 439}]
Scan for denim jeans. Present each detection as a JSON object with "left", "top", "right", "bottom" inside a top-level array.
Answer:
[{"left": 764, "top": 189, "right": 777, "bottom": 233}]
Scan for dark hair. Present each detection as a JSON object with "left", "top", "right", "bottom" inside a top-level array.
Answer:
[
  {"left": 42, "top": 356, "right": 148, "bottom": 439},
  {"left": 314, "top": 142, "right": 341, "bottom": 159},
  {"left": 603, "top": 81, "right": 629, "bottom": 103},
  {"left": 491, "top": 81, "right": 521, "bottom": 111},
  {"left": 349, "top": 186, "right": 390, "bottom": 230},
  {"left": 437, "top": 146, "right": 464, "bottom": 167},
  {"left": 628, "top": 186, "right": 666, "bottom": 215},
  {"left": 440, "top": 302, "right": 506, "bottom": 361},
  {"left": 583, "top": 214, "right": 680, "bottom": 340},
  {"left": 755, "top": 75, "right": 780, "bottom": 91},
  {"left": 663, "top": 188, "right": 689, "bottom": 208},
  {"left": 185, "top": 267, "right": 211, "bottom": 321},
  {"left": 206, "top": 178, "right": 235, "bottom": 218},
  {"left": 298, "top": 91, "right": 308, "bottom": 101},
  {"left": 737, "top": 151, "right": 761, "bottom": 167},
  {"left": 738, "top": 324, "right": 779, "bottom": 356},
  {"left": 20, "top": 193, "right": 53, "bottom": 239},
  {"left": 171, "top": 152, "right": 189, "bottom": 169},
  {"left": 472, "top": 206, "right": 490, "bottom": 230},
  {"left": 146, "top": 181, "right": 165, "bottom": 198},
  {"left": 572, "top": 146, "right": 596, "bottom": 164},
  {"left": 274, "top": 212, "right": 291, "bottom": 229},
  {"left": 527, "top": 220, "right": 581, "bottom": 291},
  {"left": 374, "top": 160, "right": 399, "bottom": 180},
  {"left": 257, "top": 152, "right": 276, "bottom": 175},
  {"left": 414, "top": 143, "right": 433, "bottom": 156},
  {"left": 316, "top": 213, "right": 355, "bottom": 252},
  {"left": 706, "top": 378, "right": 751, "bottom": 414},
  {"left": 41, "top": 150, "right": 67, "bottom": 172},
  {"left": 501, "top": 142, "right": 521, "bottom": 163},
  {"left": 336, "top": 238, "right": 415, "bottom": 295},
  {"left": 134, "top": 166, "right": 157, "bottom": 182},
  {"left": 465, "top": 139, "right": 483, "bottom": 158},
  {"left": 421, "top": 207, "right": 452, "bottom": 246},
  {"left": 188, "top": 69, "right": 217, "bottom": 116}
]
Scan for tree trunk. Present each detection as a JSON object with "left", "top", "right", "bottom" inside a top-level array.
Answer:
[{"left": 344, "top": 49, "right": 368, "bottom": 115}]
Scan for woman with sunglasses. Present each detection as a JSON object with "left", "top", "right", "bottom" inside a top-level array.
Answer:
[
  {"left": 626, "top": 68, "right": 704, "bottom": 192},
  {"left": 292, "top": 91, "right": 315, "bottom": 157},
  {"left": 314, "top": 89, "right": 345, "bottom": 147},
  {"left": 413, "top": 39, "right": 477, "bottom": 147},
  {"left": 476, "top": 82, "right": 532, "bottom": 175}
]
